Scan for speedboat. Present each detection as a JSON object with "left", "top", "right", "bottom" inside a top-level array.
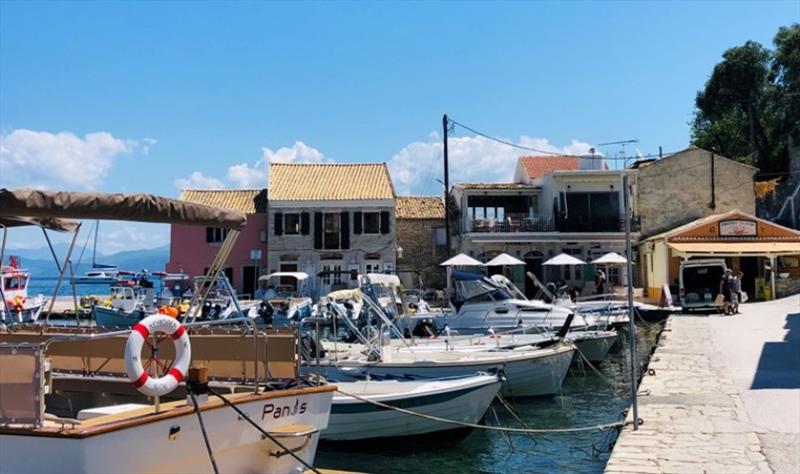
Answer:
[
  {"left": 323, "top": 374, "right": 501, "bottom": 442},
  {"left": 444, "top": 271, "right": 577, "bottom": 333},
  {"left": 0, "top": 257, "right": 45, "bottom": 324}
]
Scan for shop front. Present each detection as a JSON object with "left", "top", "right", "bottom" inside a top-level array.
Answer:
[{"left": 640, "top": 210, "right": 800, "bottom": 303}]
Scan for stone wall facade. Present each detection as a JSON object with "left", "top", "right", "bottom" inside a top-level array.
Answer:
[
  {"left": 637, "top": 148, "right": 757, "bottom": 238},
  {"left": 396, "top": 218, "right": 446, "bottom": 289}
]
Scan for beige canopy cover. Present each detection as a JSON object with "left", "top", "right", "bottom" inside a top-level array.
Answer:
[
  {"left": 0, "top": 216, "right": 79, "bottom": 233},
  {"left": 0, "top": 188, "right": 247, "bottom": 230}
]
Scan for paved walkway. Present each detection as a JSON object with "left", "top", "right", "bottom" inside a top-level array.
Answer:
[{"left": 605, "top": 295, "right": 799, "bottom": 474}]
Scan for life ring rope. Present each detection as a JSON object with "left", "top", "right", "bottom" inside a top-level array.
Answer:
[{"left": 124, "top": 315, "right": 191, "bottom": 397}]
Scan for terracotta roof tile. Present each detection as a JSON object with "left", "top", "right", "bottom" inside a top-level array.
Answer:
[
  {"left": 519, "top": 155, "right": 580, "bottom": 179},
  {"left": 270, "top": 163, "right": 395, "bottom": 201},
  {"left": 178, "top": 189, "right": 268, "bottom": 214},
  {"left": 396, "top": 196, "right": 445, "bottom": 219}
]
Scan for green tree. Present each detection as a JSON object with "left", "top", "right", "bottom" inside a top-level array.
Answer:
[{"left": 691, "top": 24, "right": 799, "bottom": 176}]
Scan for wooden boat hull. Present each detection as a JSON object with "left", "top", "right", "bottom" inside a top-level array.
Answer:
[{"left": 0, "top": 387, "right": 334, "bottom": 474}]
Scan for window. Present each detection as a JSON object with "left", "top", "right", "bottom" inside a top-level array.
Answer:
[
  {"left": 434, "top": 227, "right": 446, "bottom": 246},
  {"left": 365, "top": 261, "right": 381, "bottom": 274},
  {"left": 324, "top": 213, "right": 340, "bottom": 250},
  {"left": 206, "top": 227, "right": 229, "bottom": 243},
  {"left": 529, "top": 195, "right": 540, "bottom": 218},
  {"left": 284, "top": 213, "right": 300, "bottom": 235},
  {"left": 321, "top": 264, "right": 343, "bottom": 286},
  {"left": 363, "top": 212, "right": 380, "bottom": 234}
]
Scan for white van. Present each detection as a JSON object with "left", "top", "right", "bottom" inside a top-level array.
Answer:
[{"left": 679, "top": 259, "right": 728, "bottom": 310}]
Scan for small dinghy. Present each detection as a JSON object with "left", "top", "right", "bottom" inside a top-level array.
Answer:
[{"left": 323, "top": 374, "right": 501, "bottom": 442}]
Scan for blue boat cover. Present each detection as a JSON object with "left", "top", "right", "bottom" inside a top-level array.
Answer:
[{"left": 452, "top": 270, "right": 484, "bottom": 281}]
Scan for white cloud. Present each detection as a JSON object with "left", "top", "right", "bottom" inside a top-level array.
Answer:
[
  {"left": 174, "top": 171, "right": 225, "bottom": 190},
  {"left": 387, "top": 133, "right": 594, "bottom": 194},
  {"left": 0, "top": 129, "right": 138, "bottom": 189},
  {"left": 98, "top": 223, "right": 169, "bottom": 255},
  {"left": 177, "top": 141, "right": 328, "bottom": 190}
]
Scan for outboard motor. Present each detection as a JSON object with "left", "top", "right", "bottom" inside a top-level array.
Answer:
[
  {"left": 258, "top": 301, "right": 274, "bottom": 326},
  {"left": 300, "top": 332, "right": 326, "bottom": 360}
]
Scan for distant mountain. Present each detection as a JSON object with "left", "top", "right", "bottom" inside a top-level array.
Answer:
[{"left": 5, "top": 245, "right": 170, "bottom": 278}]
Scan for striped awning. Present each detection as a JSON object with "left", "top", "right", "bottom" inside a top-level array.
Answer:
[{"left": 668, "top": 241, "right": 800, "bottom": 256}]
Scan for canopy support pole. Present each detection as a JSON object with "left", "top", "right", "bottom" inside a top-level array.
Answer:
[
  {"left": 0, "top": 224, "right": 11, "bottom": 322},
  {"left": 623, "top": 173, "right": 639, "bottom": 431},
  {"left": 41, "top": 227, "right": 80, "bottom": 321},
  {"left": 45, "top": 223, "right": 81, "bottom": 324},
  {"left": 769, "top": 255, "right": 777, "bottom": 300}
]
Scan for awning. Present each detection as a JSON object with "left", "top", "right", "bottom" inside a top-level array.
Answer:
[
  {"left": 0, "top": 188, "right": 247, "bottom": 230},
  {"left": 668, "top": 241, "right": 800, "bottom": 256}
]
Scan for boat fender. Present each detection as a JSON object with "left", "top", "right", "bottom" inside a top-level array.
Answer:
[{"left": 124, "top": 314, "right": 191, "bottom": 397}]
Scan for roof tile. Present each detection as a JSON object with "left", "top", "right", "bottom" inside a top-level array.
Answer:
[
  {"left": 178, "top": 189, "right": 267, "bottom": 214},
  {"left": 519, "top": 155, "right": 580, "bottom": 179},
  {"left": 396, "top": 196, "right": 445, "bottom": 219},
  {"left": 270, "top": 163, "right": 395, "bottom": 201}
]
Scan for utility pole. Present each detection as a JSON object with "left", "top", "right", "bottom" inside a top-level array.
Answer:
[
  {"left": 623, "top": 173, "right": 639, "bottom": 431},
  {"left": 442, "top": 114, "right": 451, "bottom": 258}
]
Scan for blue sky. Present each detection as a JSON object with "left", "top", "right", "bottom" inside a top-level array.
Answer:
[{"left": 1, "top": 1, "right": 797, "bottom": 252}]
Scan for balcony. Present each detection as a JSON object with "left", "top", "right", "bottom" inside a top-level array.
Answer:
[{"left": 468, "top": 215, "right": 640, "bottom": 233}]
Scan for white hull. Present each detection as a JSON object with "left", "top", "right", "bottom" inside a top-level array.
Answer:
[
  {"left": 1, "top": 390, "right": 333, "bottom": 474},
  {"left": 0, "top": 299, "right": 44, "bottom": 324},
  {"left": 445, "top": 299, "right": 577, "bottom": 333},
  {"left": 568, "top": 331, "right": 618, "bottom": 362},
  {"left": 323, "top": 375, "right": 500, "bottom": 441},
  {"left": 315, "top": 344, "right": 575, "bottom": 397}
]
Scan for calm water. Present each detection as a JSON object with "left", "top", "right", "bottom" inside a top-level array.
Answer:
[
  {"left": 28, "top": 277, "right": 105, "bottom": 297},
  {"left": 316, "top": 322, "right": 664, "bottom": 474}
]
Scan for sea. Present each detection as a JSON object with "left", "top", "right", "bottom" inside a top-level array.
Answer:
[{"left": 315, "top": 322, "right": 663, "bottom": 474}]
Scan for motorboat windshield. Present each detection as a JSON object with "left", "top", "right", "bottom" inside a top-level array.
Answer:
[{"left": 453, "top": 271, "right": 513, "bottom": 303}]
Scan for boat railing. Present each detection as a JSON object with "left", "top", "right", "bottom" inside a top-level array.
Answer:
[{"left": 0, "top": 317, "right": 266, "bottom": 429}]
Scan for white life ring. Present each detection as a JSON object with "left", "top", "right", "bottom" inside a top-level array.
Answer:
[{"left": 124, "top": 314, "right": 191, "bottom": 397}]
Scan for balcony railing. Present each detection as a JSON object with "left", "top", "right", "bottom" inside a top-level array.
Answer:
[{"left": 468, "top": 215, "right": 640, "bottom": 233}]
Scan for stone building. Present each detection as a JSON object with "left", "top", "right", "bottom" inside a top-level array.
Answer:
[
  {"left": 636, "top": 147, "right": 757, "bottom": 238},
  {"left": 267, "top": 162, "right": 397, "bottom": 298},
  {"left": 395, "top": 196, "right": 446, "bottom": 289}
]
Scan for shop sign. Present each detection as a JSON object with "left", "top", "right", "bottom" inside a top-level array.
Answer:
[{"left": 719, "top": 220, "right": 757, "bottom": 237}]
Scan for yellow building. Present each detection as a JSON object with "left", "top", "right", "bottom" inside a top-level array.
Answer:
[{"left": 640, "top": 210, "right": 800, "bottom": 303}]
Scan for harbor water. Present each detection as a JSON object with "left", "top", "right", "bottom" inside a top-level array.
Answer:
[{"left": 316, "top": 322, "right": 664, "bottom": 474}]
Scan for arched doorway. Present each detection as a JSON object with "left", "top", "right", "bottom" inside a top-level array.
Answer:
[{"left": 523, "top": 251, "right": 544, "bottom": 297}]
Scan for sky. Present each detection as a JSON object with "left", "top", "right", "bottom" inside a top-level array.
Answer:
[{"left": 1, "top": 1, "right": 797, "bottom": 253}]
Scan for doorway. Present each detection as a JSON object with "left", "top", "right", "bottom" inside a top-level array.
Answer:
[
  {"left": 242, "top": 266, "right": 258, "bottom": 299},
  {"left": 523, "top": 251, "right": 544, "bottom": 298}
]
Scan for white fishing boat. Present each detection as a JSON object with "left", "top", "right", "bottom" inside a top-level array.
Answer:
[
  {"left": 93, "top": 285, "right": 150, "bottom": 327},
  {"left": 323, "top": 374, "right": 501, "bottom": 441},
  {"left": 0, "top": 257, "right": 45, "bottom": 324},
  {"left": 0, "top": 188, "right": 336, "bottom": 473}
]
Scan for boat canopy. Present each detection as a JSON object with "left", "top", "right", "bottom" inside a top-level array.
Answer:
[
  {"left": 0, "top": 215, "right": 79, "bottom": 233},
  {"left": 361, "top": 273, "right": 401, "bottom": 287},
  {"left": 452, "top": 270, "right": 485, "bottom": 281},
  {"left": 0, "top": 188, "right": 247, "bottom": 230},
  {"left": 258, "top": 272, "right": 309, "bottom": 282}
]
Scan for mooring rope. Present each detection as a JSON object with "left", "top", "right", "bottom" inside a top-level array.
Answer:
[
  {"left": 207, "top": 387, "right": 322, "bottom": 474},
  {"left": 334, "top": 388, "right": 624, "bottom": 434},
  {"left": 187, "top": 390, "right": 220, "bottom": 474},
  {"left": 572, "top": 344, "right": 625, "bottom": 390}
]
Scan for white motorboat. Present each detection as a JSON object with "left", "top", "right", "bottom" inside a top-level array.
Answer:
[
  {"left": 93, "top": 285, "right": 151, "bottom": 327},
  {"left": 258, "top": 271, "right": 313, "bottom": 325},
  {"left": 323, "top": 374, "right": 501, "bottom": 441},
  {"left": 0, "top": 257, "right": 45, "bottom": 324},
  {"left": 443, "top": 271, "right": 577, "bottom": 333}
]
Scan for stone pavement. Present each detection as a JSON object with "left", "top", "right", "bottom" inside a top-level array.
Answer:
[{"left": 605, "top": 295, "right": 800, "bottom": 474}]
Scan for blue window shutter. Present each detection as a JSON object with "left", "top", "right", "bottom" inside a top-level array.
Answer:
[
  {"left": 340, "top": 211, "right": 350, "bottom": 249},
  {"left": 301, "top": 212, "right": 310, "bottom": 235},
  {"left": 380, "top": 211, "right": 390, "bottom": 234},
  {"left": 274, "top": 213, "right": 283, "bottom": 236},
  {"left": 314, "top": 213, "right": 323, "bottom": 249},
  {"left": 353, "top": 211, "right": 363, "bottom": 235}
]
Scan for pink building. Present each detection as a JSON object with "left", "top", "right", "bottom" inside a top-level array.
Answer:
[{"left": 166, "top": 189, "right": 268, "bottom": 297}]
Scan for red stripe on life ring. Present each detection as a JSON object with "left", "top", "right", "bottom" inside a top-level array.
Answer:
[
  {"left": 170, "top": 325, "right": 186, "bottom": 340},
  {"left": 168, "top": 368, "right": 184, "bottom": 383},
  {"left": 132, "top": 372, "right": 149, "bottom": 388},
  {"left": 133, "top": 323, "right": 150, "bottom": 340}
]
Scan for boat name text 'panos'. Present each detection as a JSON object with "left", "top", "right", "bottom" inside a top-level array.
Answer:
[{"left": 262, "top": 399, "right": 307, "bottom": 420}]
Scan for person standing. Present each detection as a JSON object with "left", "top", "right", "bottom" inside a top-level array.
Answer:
[
  {"left": 595, "top": 269, "right": 607, "bottom": 295},
  {"left": 732, "top": 271, "right": 744, "bottom": 314},
  {"left": 720, "top": 268, "right": 733, "bottom": 315}
]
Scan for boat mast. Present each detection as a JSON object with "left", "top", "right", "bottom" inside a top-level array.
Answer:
[{"left": 92, "top": 220, "right": 99, "bottom": 268}]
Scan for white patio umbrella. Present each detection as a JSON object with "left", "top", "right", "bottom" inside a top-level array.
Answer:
[
  {"left": 543, "top": 253, "right": 586, "bottom": 266},
  {"left": 591, "top": 252, "right": 629, "bottom": 265},
  {"left": 483, "top": 253, "right": 525, "bottom": 267},
  {"left": 440, "top": 253, "right": 483, "bottom": 267}
]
